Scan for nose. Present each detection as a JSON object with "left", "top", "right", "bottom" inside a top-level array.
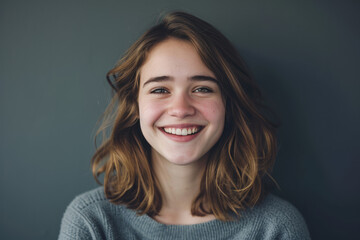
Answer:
[{"left": 167, "top": 93, "right": 196, "bottom": 118}]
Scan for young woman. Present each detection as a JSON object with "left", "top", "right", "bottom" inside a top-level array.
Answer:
[{"left": 59, "top": 12, "right": 310, "bottom": 239}]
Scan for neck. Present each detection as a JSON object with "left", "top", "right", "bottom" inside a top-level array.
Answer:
[{"left": 151, "top": 152, "right": 215, "bottom": 224}]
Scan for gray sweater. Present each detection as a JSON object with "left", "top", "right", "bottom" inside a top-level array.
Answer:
[{"left": 58, "top": 187, "right": 310, "bottom": 239}]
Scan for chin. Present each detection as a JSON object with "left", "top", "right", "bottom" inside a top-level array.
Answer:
[
  {"left": 168, "top": 158, "right": 199, "bottom": 166},
  {"left": 159, "top": 151, "right": 207, "bottom": 166}
]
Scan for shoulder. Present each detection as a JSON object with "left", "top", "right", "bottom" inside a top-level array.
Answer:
[
  {"left": 245, "top": 193, "right": 311, "bottom": 239},
  {"left": 258, "top": 194, "right": 306, "bottom": 223},
  {"left": 58, "top": 187, "right": 117, "bottom": 240},
  {"left": 66, "top": 187, "right": 109, "bottom": 212}
]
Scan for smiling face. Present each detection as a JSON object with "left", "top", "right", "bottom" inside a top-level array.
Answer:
[{"left": 138, "top": 38, "right": 225, "bottom": 166}]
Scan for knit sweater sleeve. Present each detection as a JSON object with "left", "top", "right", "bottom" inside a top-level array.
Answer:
[
  {"left": 58, "top": 189, "right": 108, "bottom": 240},
  {"left": 280, "top": 202, "right": 310, "bottom": 239},
  {"left": 58, "top": 197, "right": 96, "bottom": 240},
  {"left": 253, "top": 194, "right": 311, "bottom": 240}
]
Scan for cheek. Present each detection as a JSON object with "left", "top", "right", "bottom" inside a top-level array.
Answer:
[
  {"left": 138, "top": 100, "right": 164, "bottom": 126},
  {"left": 200, "top": 100, "right": 226, "bottom": 124}
]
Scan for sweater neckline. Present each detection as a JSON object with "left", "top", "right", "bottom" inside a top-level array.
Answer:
[{"left": 115, "top": 204, "right": 249, "bottom": 239}]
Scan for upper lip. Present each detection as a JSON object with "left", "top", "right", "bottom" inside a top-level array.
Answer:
[{"left": 158, "top": 124, "right": 205, "bottom": 128}]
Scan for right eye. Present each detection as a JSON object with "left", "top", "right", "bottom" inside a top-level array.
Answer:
[{"left": 150, "top": 88, "right": 169, "bottom": 94}]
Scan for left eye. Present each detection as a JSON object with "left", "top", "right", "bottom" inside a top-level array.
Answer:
[
  {"left": 151, "top": 88, "right": 169, "bottom": 94},
  {"left": 193, "top": 87, "right": 213, "bottom": 93}
]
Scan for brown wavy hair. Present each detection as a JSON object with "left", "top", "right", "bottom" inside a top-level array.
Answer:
[{"left": 91, "top": 11, "right": 278, "bottom": 221}]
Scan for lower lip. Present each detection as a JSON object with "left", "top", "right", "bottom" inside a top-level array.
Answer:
[{"left": 159, "top": 128, "right": 201, "bottom": 142}]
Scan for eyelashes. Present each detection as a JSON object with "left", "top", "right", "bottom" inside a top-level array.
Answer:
[
  {"left": 193, "top": 87, "right": 213, "bottom": 93},
  {"left": 150, "top": 88, "right": 169, "bottom": 94},
  {"left": 150, "top": 87, "right": 214, "bottom": 94}
]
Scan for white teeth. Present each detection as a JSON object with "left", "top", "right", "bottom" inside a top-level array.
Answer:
[{"left": 163, "top": 127, "right": 199, "bottom": 136}]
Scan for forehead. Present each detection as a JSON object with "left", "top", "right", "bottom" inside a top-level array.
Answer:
[{"left": 139, "top": 38, "right": 216, "bottom": 83}]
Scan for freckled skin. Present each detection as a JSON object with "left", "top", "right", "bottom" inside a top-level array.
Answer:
[{"left": 138, "top": 38, "right": 225, "bottom": 166}]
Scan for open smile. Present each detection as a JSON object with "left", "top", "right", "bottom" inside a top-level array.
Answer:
[
  {"left": 162, "top": 126, "right": 201, "bottom": 136},
  {"left": 158, "top": 125, "right": 204, "bottom": 141}
]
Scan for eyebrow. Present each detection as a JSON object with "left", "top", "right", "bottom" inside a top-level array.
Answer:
[{"left": 142, "top": 75, "right": 218, "bottom": 87}]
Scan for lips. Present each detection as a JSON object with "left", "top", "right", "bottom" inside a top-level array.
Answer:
[
  {"left": 158, "top": 125, "right": 204, "bottom": 139},
  {"left": 163, "top": 127, "right": 200, "bottom": 136}
]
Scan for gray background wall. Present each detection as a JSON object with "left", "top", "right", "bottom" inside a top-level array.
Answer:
[{"left": 1, "top": 0, "right": 359, "bottom": 239}]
